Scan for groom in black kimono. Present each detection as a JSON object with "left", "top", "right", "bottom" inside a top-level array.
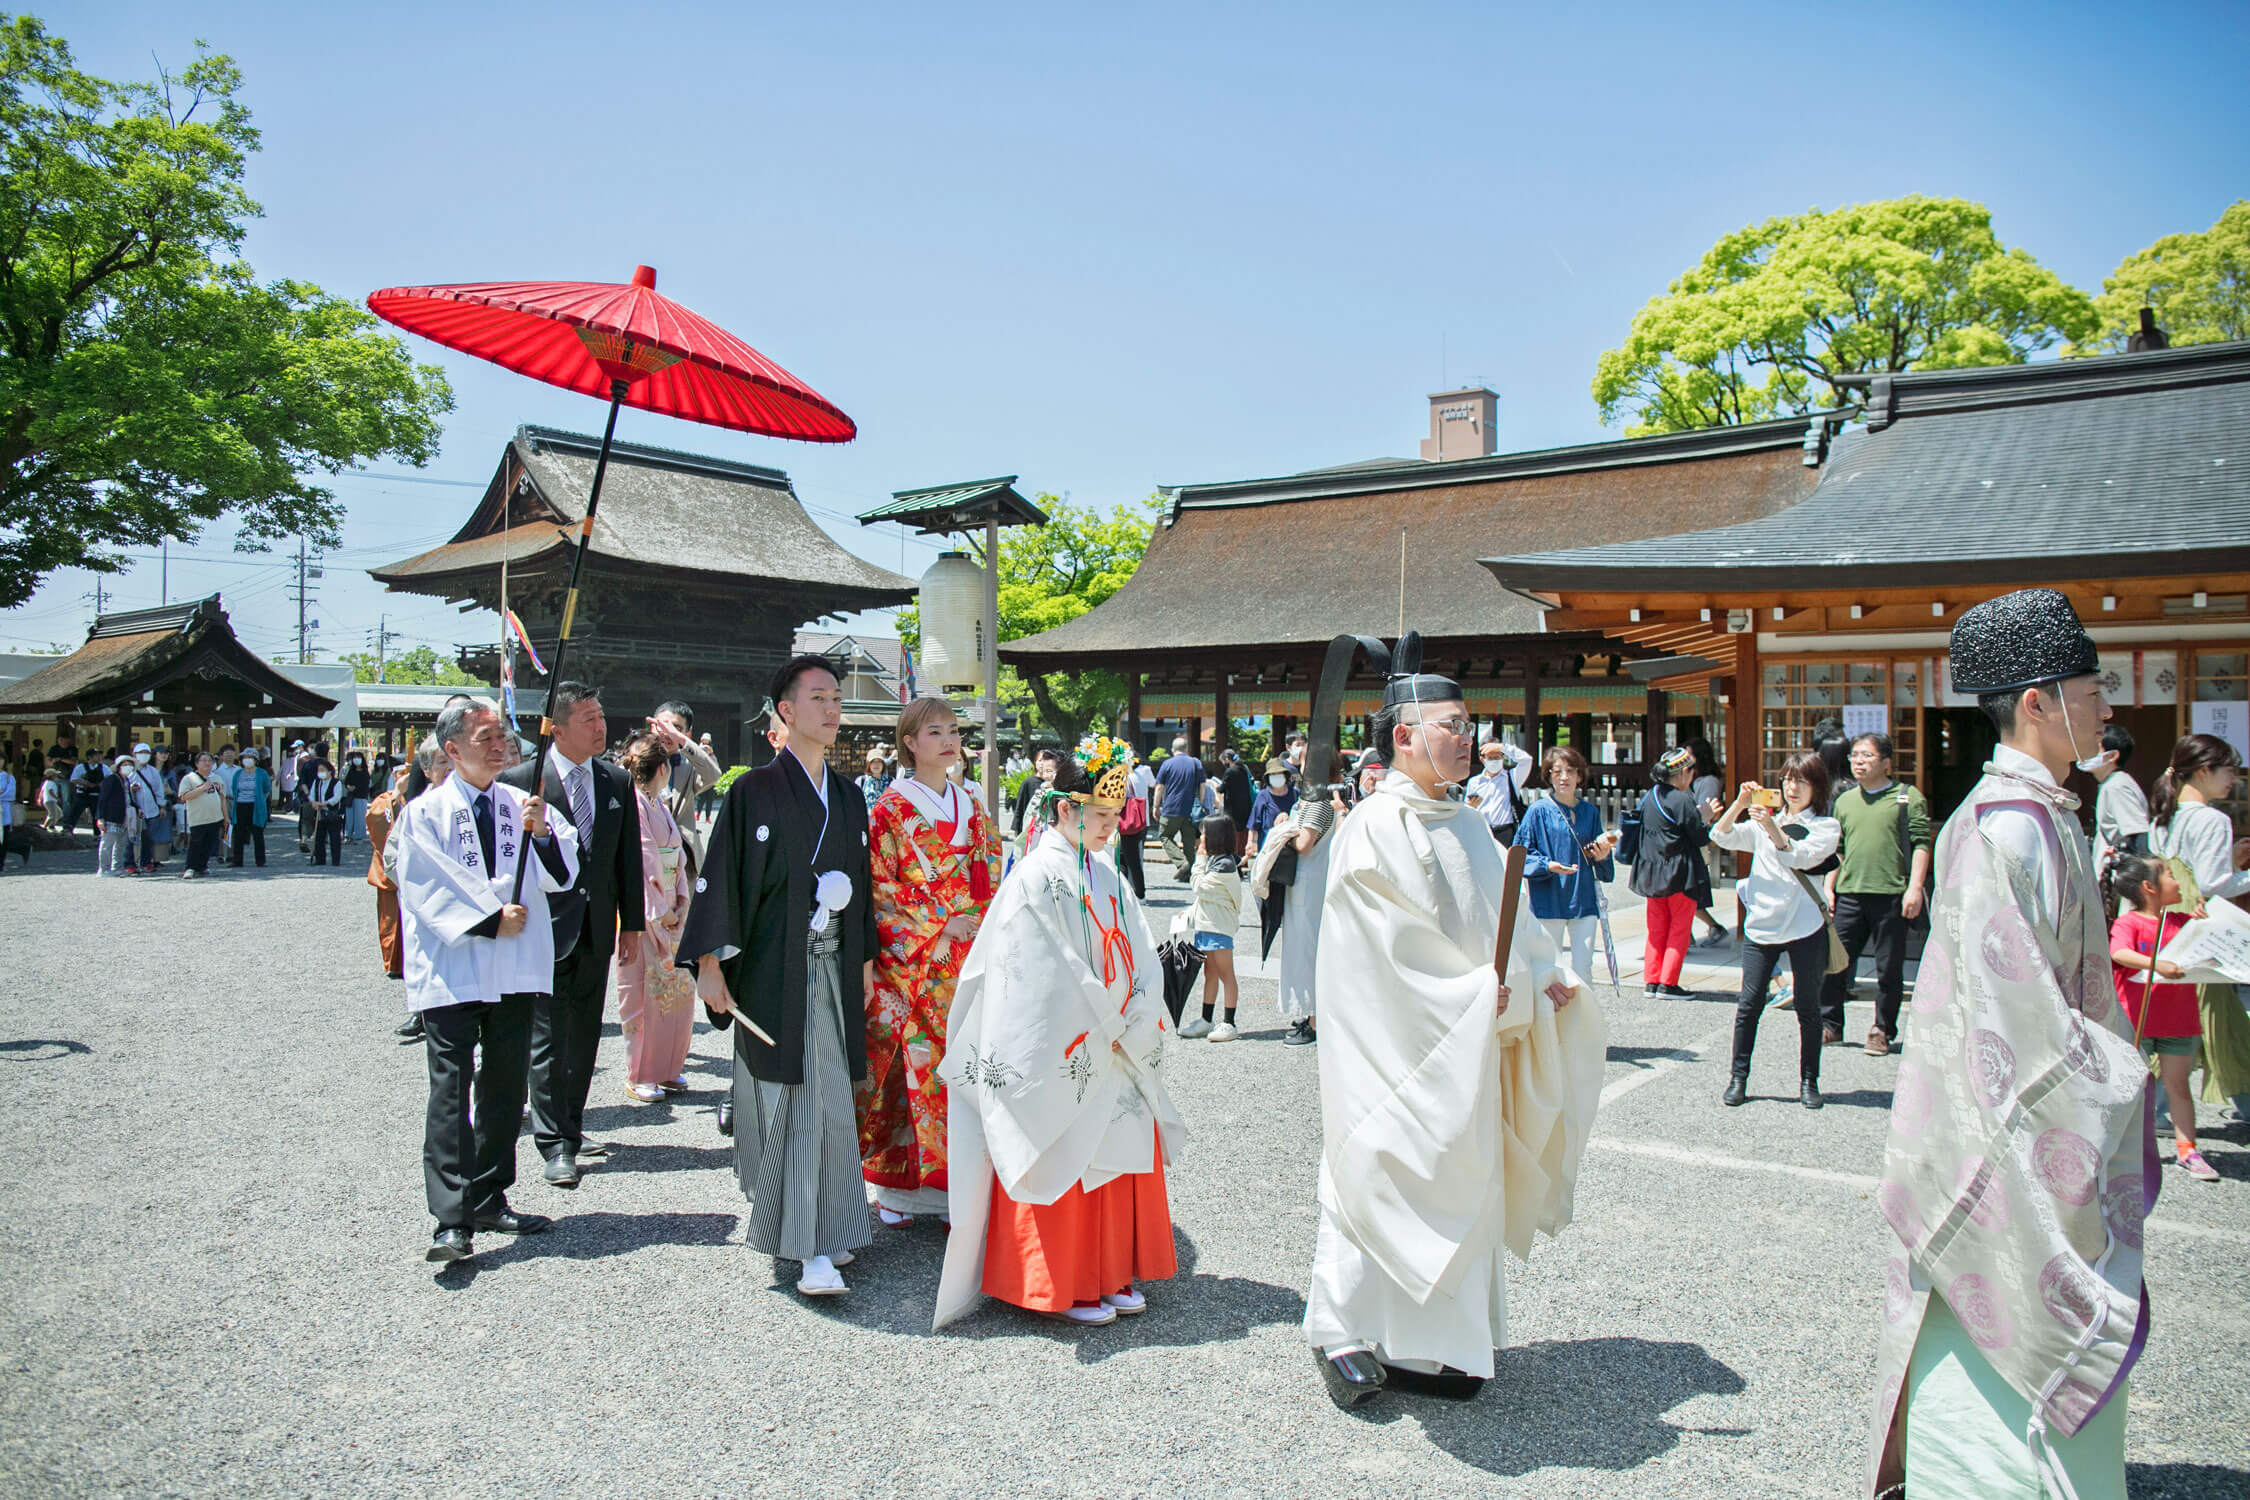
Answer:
[{"left": 678, "top": 655, "right": 877, "bottom": 1296}]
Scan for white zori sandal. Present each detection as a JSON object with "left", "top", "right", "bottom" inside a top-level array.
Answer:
[
  {"left": 1101, "top": 1287, "right": 1146, "bottom": 1315},
  {"left": 795, "top": 1255, "right": 848, "bottom": 1296},
  {"left": 1045, "top": 1303, "right": 1116, "bottom": 1325}
]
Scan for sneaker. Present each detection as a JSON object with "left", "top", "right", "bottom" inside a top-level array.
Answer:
[
  {"left": 1283, "top": 1020, "right": 1317, "bottom": 1047},
  {"left": 1178, "top": 1017, "right": 1213, "bottom": 1039},
  {"left": 1208, "top": 1021, "right": 1239, "bottom": 1043},
  {"left": 1101, "top": 1287, "right": 1146, "bottom": 1315},
  {"left": 795, "top": 1255, "right": 847, "bottom": 1296},
  {"left": 1822, "top": 1025, "right": 1843, "bottom": 1046},
  {"left": 626, "top": 1082, "right": 665, "bottom": 1103},
  {"left": 1865, "top": 1028, "right": 1892, "bottom": 1058},
  {"left": 2178, "top": 1146, "right": 2221, "bottom": 1182},
  {"left": 1046, "top": 1303, "right": 1117, "bottom": 1325}
]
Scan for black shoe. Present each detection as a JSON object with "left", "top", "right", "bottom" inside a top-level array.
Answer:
[
  {"left": 425, "top": 1228, "right": 473, "bottom": 1263},
  {"left": 1656, "top": 984, "right": 1697, "bottom": 1000},
  {"left": 542, "top": 1153, "right": 581, "bottom": 1188},
  {"left": 1317, "top": 1347, "right": 1386, "bottom": 1408},
  {"left": 1722, "top": 1076, "right": 1747, "bottom": 1107},
  {"left": 394, "top": 1016, "right": 424, "bottom": 1041},
  {"left": 717, "top": 1099, "right": 734, "bottom": 1137},
  {"left": 1379, "top": 1363, "right": 1486, "bottom": 1401},
  {"left": 473, "top": 1207, "right": 552, "bottom": 1235},
  {"left": 1282, "top": 1021, "right": 1317, "bottom": 1047},
  {"left": 575, "top": 1139, "right": 609, "bottom": 1160},
  {"left": 1801, "top": 1080, "right": 1824, "bottom": 1111}
]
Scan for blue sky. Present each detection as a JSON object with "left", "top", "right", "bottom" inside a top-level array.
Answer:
[{"left": 9, "top": 0, "right": 2247, "bottom": 664}]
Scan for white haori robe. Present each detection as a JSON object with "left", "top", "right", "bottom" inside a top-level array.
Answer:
[
  {"left": 934, "top": 833, "right": 1186, "bottom": 1329},
  {"left": 1304, "top": 770, "right": 1606, "bottom": 1377},
  {"left": 398, "top": 773, "right": 579, "bottom": 1010}
]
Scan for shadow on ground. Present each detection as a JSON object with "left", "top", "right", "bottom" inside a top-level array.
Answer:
[
  {"left": 2126, "top": 1462, "right": 2250, "bottom": 1499},
  {"left": 1347, "top": 1336, "right": 1747, "bottom": 1477},
  {"left": 434, "top": 1210, "right": 740, "bottom": 1286},
  {"left": 0, "top": 1038, "right": 92, "bottom": 1061}
]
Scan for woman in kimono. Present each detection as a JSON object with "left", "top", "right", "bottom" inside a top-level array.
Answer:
[
  {"left": 616, "top": 733, "right": 697, "bottom": 1104},
  {"left": 936, "top": 736, "right": 1185, "bottom": 1330},
  {"left": 860, "top": 697, "right": 1002, "bottom": 1224}
]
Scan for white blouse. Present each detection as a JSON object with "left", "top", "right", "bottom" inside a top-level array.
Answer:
[{"left": 1711, "top": 810, "right": 1841, "bottom": 946}]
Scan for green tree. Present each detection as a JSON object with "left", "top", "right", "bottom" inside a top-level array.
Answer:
[
  {"left": 337, "top": 644, "right": 478, "bottom": 686},
  {"left": 2076, "top": 200, "right": 2250, "bottom": 353},
  {"left": 1592, "top": 196, "right": 2096, "bottom": 434},
  {"left": 0, "top": 18, "right": 452, "bottom": 606},
  {"left": 898, "top": 493, "right": 1163, "bottom": 747}
]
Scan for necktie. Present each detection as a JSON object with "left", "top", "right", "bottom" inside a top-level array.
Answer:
[
  {"left": 568, "top": 765, "right": 594, "bottom": 841},
  {"left": 473, "top": 790, "right": 496, "bottom": 877}
]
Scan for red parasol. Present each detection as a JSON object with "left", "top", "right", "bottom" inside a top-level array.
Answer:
[{"left": 368, "top": 265, "right": 854, "bottom": 908}]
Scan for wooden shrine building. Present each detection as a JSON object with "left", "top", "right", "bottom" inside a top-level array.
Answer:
[
  {"left": 0, "top": 596, "right": 336, "bottom": 758},
  {"left": 370, "top": 425, "right": 916, "bottom": 764},
  {"left": 1481, "top": 339, "right": 2250, "bottom": 827},
  {"left": 1002, "top": 417, "right": 1827, "bottom": 781}
]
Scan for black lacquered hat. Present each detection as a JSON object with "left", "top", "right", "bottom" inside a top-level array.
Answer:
[
  {"left": 1381, "top": 631, "right": 1462, "bottom": 709},
  {"left": 1948, "top": 588, "right": 2099, "bottom": 696}
]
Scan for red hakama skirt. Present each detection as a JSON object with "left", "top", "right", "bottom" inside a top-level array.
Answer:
[{"left": 981, "top": 1138, "right": 1176, "bottom": 1311}]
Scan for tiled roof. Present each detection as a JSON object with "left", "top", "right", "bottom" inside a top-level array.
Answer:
[
  {"left": 1481, "top": 341, "right": 2250, "bottom": 594},
  {"left": 0, "top": 595, "right": 337, "bottom": 718}
]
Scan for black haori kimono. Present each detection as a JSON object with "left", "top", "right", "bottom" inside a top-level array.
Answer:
[{"left": 678, "top": 752, "right": 876, "bottom": 1262}]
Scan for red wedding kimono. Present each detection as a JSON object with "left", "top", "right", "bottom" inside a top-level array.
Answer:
[{"left": 858, "top": 778, "right": 1002, "bottom": 1212}]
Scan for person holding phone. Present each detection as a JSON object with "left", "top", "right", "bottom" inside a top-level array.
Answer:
[
  {"left": 1513, "top": 746, "right": 1615, "bottom": 983},
  {"left": 1711, "top": 755, "right": 1840, "bottom": 1109}
]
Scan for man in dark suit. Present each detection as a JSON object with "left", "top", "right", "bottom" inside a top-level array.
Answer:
[{"left": 502, "top": 681, "right": 646, "bottom": 1188}]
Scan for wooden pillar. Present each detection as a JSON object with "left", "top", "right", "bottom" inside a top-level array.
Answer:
[
  {"left": 1125, "top": 671, "right": 1142, "bottom": 755},
  {"left": 1186, "top": 716, "right": 1202, "bottom": 760},
  {"left": 1646, "top": 685, "right": 1669, "bottom": 769},
  {"left": 1725, "top": 625, "right": 1762, "bottom": 875},
  {"left": 1520, "top": 652, "right": 1542, "bottom": 756},
  {"left": 1212, "top": 682, "right": 1230, "bottom": 754}
]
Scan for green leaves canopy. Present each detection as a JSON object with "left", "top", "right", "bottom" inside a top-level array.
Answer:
[
  {"left": 1592, "top": 196, "right": 2096, "bottom": 434},
  {"left": 2080, "top": 200, "right": 2250, "bottom": 353},
  {"left": 898, "top": 493, "right": 1161, "bottom": 747},
  {"left": 0, "top": 17, "right": 452, "bottom": 606},
  {"left": 336, "top": 644, "right": 479, "bottom": 686}
]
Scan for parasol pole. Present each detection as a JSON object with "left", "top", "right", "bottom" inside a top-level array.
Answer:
[{"left": 510, "top": 379, "right": 628, "bottom": 902}]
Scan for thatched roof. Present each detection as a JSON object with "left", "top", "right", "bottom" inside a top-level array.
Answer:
[
  {"left": 0, "top": 597, "right": 337, "bottom": 721},
  {"left": 1003, "top": 417, "right": 1824, "bottom": 667},
  {"left": 371, "top": 424, "right": 914, "bottom": 609}
]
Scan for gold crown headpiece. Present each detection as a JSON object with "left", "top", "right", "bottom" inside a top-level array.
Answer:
[{"left": 1068, "top": 735, "right": 1134, "bottom": 810}]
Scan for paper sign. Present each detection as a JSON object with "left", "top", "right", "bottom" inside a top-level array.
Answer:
[
  {"left": 2191, "top": 700, "right": 2250, "bottom": 765},
  {"left": 2157, "top": 899, "right": 2250, "bottom": 988},
  {"left": 1841, "top": 704, "right": 1890, "bottom": 740}
]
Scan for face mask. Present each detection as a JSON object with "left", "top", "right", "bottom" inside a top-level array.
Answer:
[
  {"left": 1268, "top": 775, "right": 1288, "bottom": 791},
  {"left": 134, "top": 752, "right": 150, "bottom": 766},
  {"left": 2055, "top": 680, "right": 2105, "bottom": 774}
]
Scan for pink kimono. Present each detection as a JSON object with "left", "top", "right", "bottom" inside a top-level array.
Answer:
[{"left": 618, "top": 787, "right": 696, "bottom": 1088}]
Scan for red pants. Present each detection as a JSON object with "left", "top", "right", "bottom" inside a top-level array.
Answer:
[{"left": 1644, "top": 892, "right": 1697, "bottom": 987}]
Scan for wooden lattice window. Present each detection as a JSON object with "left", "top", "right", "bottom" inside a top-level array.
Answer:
[
  {"left": 2187, "top": 650, "right": 2249, "bottom": 838},
  {"left": 1760, "top": 659, "right": 1920, "bottom": 786}
]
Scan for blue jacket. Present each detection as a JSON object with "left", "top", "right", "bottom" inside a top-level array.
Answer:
[
  {"left": 1513, "top": 796, "right": 1612, "bottom": 920},
  {"left": 233, "top": 767, "right": 272, "bottom": 827},
  {"left": 1247, "top": 785, "right": 1298, "bottom": 845}
]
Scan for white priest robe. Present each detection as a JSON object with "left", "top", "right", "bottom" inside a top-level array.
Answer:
[
  {"left": 933, "top": 833, "right": 1186, "bottom": 1329},
  {"left": 1304, "top": 770, "right": 1606, "bottom": 1377},
  {"left": 397, "top": 773, "right": 580, "bottom": 1010}
]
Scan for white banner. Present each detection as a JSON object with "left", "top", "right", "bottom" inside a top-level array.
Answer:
[
  {"left": 2142, "top": 651, "right": 2179, "bottom": 707},
  {"left": 2191, "top": 700, "right": 2250, "bottom": 764}
]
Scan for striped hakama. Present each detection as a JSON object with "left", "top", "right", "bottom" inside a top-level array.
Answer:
[{"left": 734, "top": 931, "right": 872, "bottom": 1262}]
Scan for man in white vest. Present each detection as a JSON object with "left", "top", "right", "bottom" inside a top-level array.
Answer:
[{"left": 398, "top": 701, "right": 579, "bottom": 1264}]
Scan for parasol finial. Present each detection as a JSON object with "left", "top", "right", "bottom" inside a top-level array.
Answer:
[{"left": 631, "top": 264, "right": 656, "bottom": 288}]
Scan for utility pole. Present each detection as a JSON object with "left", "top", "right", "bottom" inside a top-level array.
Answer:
[
  {"left": 368, "top": 616, "right": 399, "bottom": 682},
  {"left": 160, "top": 541, "right": 168, "bottom": 605},
  {"left": 85, "top": 576, "right": 109, "bottom": 622},
  {"left": 290, "top": 538, "right": 323, "bottom": 663}
]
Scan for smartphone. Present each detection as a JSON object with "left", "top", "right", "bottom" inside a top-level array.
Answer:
[{"left": 1750, "top": 787, "right": 1782, "bottom": 809}]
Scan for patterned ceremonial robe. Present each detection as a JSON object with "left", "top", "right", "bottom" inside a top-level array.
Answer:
[
  {"left": 1867, "top": 758, "right": 2153, "bottom": 1499},
  {"left": 933, "top": 832, "right": 1185, "bottom": 1329},
  {"left": 858, "top": 778, "right": 1002, "bottom": 1208}
]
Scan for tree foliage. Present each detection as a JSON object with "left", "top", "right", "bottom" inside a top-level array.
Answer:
[
  {"left": 337, "top": 644, "right": 478, "bottom": 686},
  {"left": 2078, "top": 200, "right": 2250, "bottom": 353},
  {"left": 897, "top": 493, "right": 1162, "bottom": 747},
  {"left": 0, "top": 17, "right": 453, "bottom": 606},
  {"left": 1592, "top": 196, "right": 2096, "bottom": 434}
]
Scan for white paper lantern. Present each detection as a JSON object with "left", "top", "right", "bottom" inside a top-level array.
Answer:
[{"left": 918, "top": 551, "right": 985, "bottom": 689}]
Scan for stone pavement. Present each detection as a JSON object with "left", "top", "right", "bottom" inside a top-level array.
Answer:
[{"left": 2, "top": 831, "right": 2245, "bottom": 1499}]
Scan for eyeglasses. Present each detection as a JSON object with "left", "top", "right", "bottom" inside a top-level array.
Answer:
[{"left": 1410, "top": 715, "right": 1472, "bottom": 740}]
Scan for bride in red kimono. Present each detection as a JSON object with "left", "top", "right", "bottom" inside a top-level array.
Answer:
[{"left": 859, "top": 696, "right": 1003, "bottom": 1225}]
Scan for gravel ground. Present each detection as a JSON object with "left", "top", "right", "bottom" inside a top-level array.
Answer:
[{"left": 2, "top": 829, "right": 2245, "bottom": 1499}]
